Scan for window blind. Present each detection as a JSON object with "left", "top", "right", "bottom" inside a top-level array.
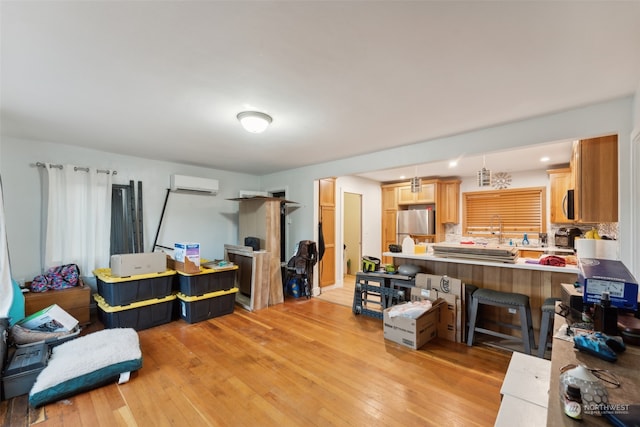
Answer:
[{"left": 462, "top": 187, "right": 546, "bottom": 239}]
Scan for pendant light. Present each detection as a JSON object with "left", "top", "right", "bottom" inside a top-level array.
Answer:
[
  {"left": 477, "top": 156, "right": 492, "bottom": 187},
  {"left": 410, "top": 166, "right": 421, "bottom": 193}
]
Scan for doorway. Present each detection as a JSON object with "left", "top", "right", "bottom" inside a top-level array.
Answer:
[{"left": 343, "top": 192, "right": 362, "bottom": 277}]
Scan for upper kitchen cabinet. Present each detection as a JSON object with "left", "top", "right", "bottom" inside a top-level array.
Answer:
[
  {"left": 381, "top": 179, "right": 460, "bottom": 255},
  {"left": 437, "top": 180, "right": 460, "bottom": 224},
  {"left": 547, "top": 167, "right": 572, "bottom": 224},
  {"left": 397, "top": 182, "right": 435, "bottom": 204},
  {"left": 570, "top": 135, "right": 618, "bottom": 223}
]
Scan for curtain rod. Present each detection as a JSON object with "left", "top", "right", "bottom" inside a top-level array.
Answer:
[{"left": 35, "top": 162, "right": 117, "bottom": 175}]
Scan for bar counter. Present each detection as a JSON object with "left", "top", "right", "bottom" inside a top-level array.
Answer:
[{"left": 384, "top": 251, "right": 579, "bottom": 334}]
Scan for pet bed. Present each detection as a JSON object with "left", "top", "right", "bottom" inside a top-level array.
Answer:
[{"left": 29, "top": 328, "right": 142, "bottom": 407}]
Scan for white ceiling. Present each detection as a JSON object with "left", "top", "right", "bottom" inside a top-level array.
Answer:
[{"left": 2, "top": 1, "right": 640, "bottom": 179}]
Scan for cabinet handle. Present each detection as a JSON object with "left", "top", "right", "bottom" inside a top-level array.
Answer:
[{"left": 562, "top": 194, "right": 568, "bottom": 218}]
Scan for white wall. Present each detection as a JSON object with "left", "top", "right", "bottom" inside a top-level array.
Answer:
[
  {"left": 1, "top": 96, "right": 638, "bottom": 288},
  {"left": 261, "top": 96, "right": 636, "bottom": 279},
  {"left": 0, "top": 137, "right": 260, "bottom": 285},
  {"left": 459, "top": 169, "right": 548, "bottom": 195},
  {"left": 632, "top": 82, "right": 640, "bottom": 278},
  {"left": 335, "top": 175, "right": 382, "bottom": 283}
]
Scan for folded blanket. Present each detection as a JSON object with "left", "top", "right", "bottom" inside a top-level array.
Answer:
[{"left": 539, "top": 255, "right": 566, "bottom": 267}]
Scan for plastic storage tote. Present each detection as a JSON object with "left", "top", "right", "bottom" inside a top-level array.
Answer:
[
  {"left": 94, "top": 293, "right": 176, "bottom": 331},
  {"left": 176, "top": 288, "right": 238, "bottom": 324},
  {"left": 176, "top": 266, "right": 237, "bottom": 296},
  {"left": 93, "top": 268, "right": 176, "bottom": 306},
  {"left": 2, "top": 342, "right": 49, "bottom": 399}
]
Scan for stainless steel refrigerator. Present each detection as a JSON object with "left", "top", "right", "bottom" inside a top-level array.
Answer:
[{"left": 397, "top": 209, "right": 435, "bottom": 243}]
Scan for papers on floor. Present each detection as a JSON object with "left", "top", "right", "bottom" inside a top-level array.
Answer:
[
  {"left": 17, "top": 304, "right": 78, "bottom": 332},
  {"left": 387, "top": 300, "right": 433, "bottom": 319}
]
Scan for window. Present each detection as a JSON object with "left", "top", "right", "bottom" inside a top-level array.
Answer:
[
  {"left": 111, "top": 182, "right": 143, "bottom": 254},
  {"left": 462, "top": 187, "right": 546, "bottom": 240}
]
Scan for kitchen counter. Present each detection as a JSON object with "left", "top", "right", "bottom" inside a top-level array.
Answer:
[
  {"left": 383, "top": 251, "right": 580, "bottom": 274},
  {"left": 384, "top": 250, "right": 579, "bottom": 336},
  {"left": 514, "top": 246, "right": 575, "bottom": 253}
]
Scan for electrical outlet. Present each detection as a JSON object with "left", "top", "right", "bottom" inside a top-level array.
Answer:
[{"left": 508, "top": 308, "right": 517, "bottom": 314}]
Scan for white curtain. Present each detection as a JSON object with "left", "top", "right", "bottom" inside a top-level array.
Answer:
[
  {"left": 41, "top": 164, "right": 112, "bottom": 276},
  {"left": 0, "top": 176, "right": 13, "bottom": 318}
]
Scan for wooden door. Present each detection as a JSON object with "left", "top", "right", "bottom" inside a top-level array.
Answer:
[{"left": 319, "top": 178, "right": 336, "bottom": 287}]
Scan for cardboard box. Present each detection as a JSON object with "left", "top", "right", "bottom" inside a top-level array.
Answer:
[
  {"left": 415, "top": 273, "right": 462, "bottom": 297},
  {"left": 578, "top": 258, "right": 638, "bottom": 310},
  {"left": 166, "top": 254, "right": 200, "bottom": 274},
  {"left": 110, "top": 252, "right": 167, "bottom": 277},
  {"left": 175, "top": 242, "right": 200, "bottom": 269},
  {"left": 17, "top": 304, "right": 78, "bottom": 333},
  {"left": 437, "top": 293, "right": 458, "bottom": 342},
  {"left": 383, "top": 300, "right": 442, "bottom": 350},
  {"left": 413, "top": 274, "right": 464, "bottom": 342}
]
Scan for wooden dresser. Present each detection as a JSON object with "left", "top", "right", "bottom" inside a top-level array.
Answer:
[{"left": 24, "top": 284, "right": 92, "bottom": 326}]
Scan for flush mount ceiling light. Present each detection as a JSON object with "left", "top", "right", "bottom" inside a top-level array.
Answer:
[{"left": 237, "top": 111, "right": 272, "bottom": 133}]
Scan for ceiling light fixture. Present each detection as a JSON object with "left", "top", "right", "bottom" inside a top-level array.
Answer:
[{"left": 237, "top": 111, "right": 272, "bottom": 133}]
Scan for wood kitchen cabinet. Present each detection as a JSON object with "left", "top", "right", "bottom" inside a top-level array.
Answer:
[
  {"left": 397, "top": 183, "right": 435, "bottom": 204},
  {"left": 547, "top": 167, "right": 572, "bottom": 224},
  {"left": 381, "top": 186, "right": 398, "bottom": 264},
  {"left": 319, "top": 178, "right": 336, "bottom": 288},
  {"left": 381, "top": 179, "right": 460, "bottom": 259},
  {"left": 437, "top": 180, "right": 460, "bottom": 224},
  {"left": 570, "top": 135, "right": 618, "bottom": 223}
]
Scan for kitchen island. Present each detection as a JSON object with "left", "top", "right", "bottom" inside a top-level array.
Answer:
[{"left": 383, "top": 250, "right": 579, "bottom": 336}]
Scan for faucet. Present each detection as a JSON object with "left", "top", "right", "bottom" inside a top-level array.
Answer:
[{"left": 490, "top": 214, "right": 504, "bottom": 244}]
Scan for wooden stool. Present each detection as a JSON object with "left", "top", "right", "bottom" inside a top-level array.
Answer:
[
  {"left": 537, "top": 297, "right": 561, "bottom": 358},
  {"left": 466, "top": 288, "right": 535, "bottom": 355}
]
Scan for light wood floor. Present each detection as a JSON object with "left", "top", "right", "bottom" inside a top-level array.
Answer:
[
  {"left": 314, "top": 275, "right": 357, "bottom": 308},
  {"left": 2, "top": 294, "right": 511, "bottom": 427}
]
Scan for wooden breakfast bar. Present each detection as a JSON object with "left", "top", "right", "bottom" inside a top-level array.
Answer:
[{"left": 383, "top": 251, "right": 579, "bottom": 335}]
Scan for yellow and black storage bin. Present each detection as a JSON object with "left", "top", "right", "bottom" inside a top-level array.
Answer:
[
  {"left": 176, "top": 265, "right": 238, "bottom": 296},
  {"left": 93, "top": 268, "right": 176, "bottom": 306},
  {"left": 94, "top": 293, "right": 176, "bottom": 331},
  {"left": 176, "top": 288, "right": 238, "bottom": 324}
]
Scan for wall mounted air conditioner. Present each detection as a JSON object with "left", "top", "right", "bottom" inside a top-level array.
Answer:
[{"left": 170, "top": 174, "right": 219, "bottom": 195}]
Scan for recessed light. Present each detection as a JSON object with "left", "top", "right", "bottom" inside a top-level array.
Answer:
[
  {"left": 400, "top": 175, "right": 406, "bottom": 180},
  {"left": 449, "top": 160, "right": 458, "bottom": 168},
  {"left": 540, "top": 156, "right": 550, "bottom": 162}
]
